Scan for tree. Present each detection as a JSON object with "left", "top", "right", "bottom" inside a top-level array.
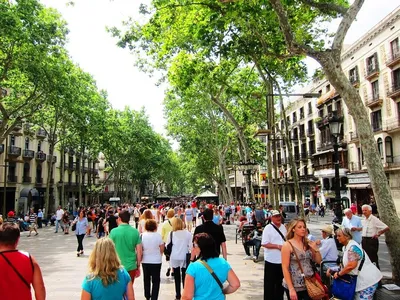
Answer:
[{"left": 0, "top": 0, "right": 68, "bottom": 142}]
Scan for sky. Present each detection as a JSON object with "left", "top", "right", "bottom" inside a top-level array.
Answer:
[{"left": 39, "top": 0, "right": 400, "bottom": 136}]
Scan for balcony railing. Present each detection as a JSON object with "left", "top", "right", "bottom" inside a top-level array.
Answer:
[
  {"left": 69, "top": 162, "right": 76, "bottom": 171},
  {"left": 36, "top": 177, "right": 43, "bottom": 185},
  {"left": 299, "top": 130, "right": 306, "bottom": 139},
  {"left": 349, "top": 75, "right": 360, "bottom": 87},
  {"left": 299, "top": 175, "right": 315, "bottom": 182},
  {"left": 387, "top": 83, "right": 400, "bottom": 99},
  {"left": 35, "top": 152, "right": 46, "bottom": 161},
  {"left": 314, "top": 161, "right": 346, "bottom": 171},
  {"left": 317, "top": 140, "right": 334, "bottom": 152},
  {"left": 365, "top": 64, "right": 379, "bottom": 80},
  {"left": 83, "top": 167, "right": 88, "bottom": 173},
  {"left": 386, "top": 50, "right": 400, "bottom": 68},
  {"left": 307, "top": 129, "right": 314, "bottom": 137},
  {"left": 36, "top": 128, "right": 46, "bottom": 138},
  {"left": 372, "top": 122, "right": 382, "bottom": 132},
  {"left": 348, "top": 162, "right": 365, "bottom": 172},
  {"left": 7, "top": 175, "right": 17, "bottom": 183},
  {"left": 385, "top": 119, "right": 400, "bottom": 131},
  {"left": 365, "top": 93, "right": 383, "bottom": 108},
  {"left": 23, "top": 176, "right": 31, "bottom": 183},
  {"left": 22, "top": 149, "right": 35, "bottom": 160},
  {"left": 300, "top": 152, "right": 308, "bottom": 160},
  {"left": 8, "top": 146, "right": 21, "bottom": 157}
]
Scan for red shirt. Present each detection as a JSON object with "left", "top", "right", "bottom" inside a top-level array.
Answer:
[{"left": 0, "top": 250, "right": 33, "bottom": 300}]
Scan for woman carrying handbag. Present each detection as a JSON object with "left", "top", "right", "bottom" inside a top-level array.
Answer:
[{"left": 281, "top": 219, "right": 325, "bottom": 300}]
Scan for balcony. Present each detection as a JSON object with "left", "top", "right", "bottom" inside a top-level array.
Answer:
[
  {"left": 36, "top": 177, "right": 43, "bottom": 185},
  {"left": 294, "top": 153, "right": 300, "bottom": 162},
  {"left": 317, "top": 140, "right": 334, "bottom": 152},
  {"left": 68, "top": 162, "right": 76, "bottom": 171},
  {"left": 349, "top": 131, "right": 359, "bottom": 142},
  {"left": 386, "top": 155, "right": 400, "bottom": 169},
  {"left": 36, "top": 152, "right": 46, "bottom": 162},
  {"left": 387, "top": 83, "right": 400, "bottom": 100},
  {"left": 349, "top": 75, "right": 360, "bottom": 87},
  {"left": 47, "top": 155, "right": 57, "bottom": 163},
  {"left": 8, "top": 146, "right": 21, "bottom": 157},
  {"left": 22, "top": 149, "right": 35, "bottom": 160},
  {"left": 365, "top": 93, "right": 383, "bottom": 108},
  {"left": 386, "top": 50, "right": 400, "bottom": 69},
  {"left": 314, "top": 161, "right": 346, "bottom": 171},
  {"left": 12, "top": 121, "right": 22, "bottom": 131},
  {"left": 299, "top": 175, "right": 316, "bottom": 182},
  {"left": 36, "top": 128, "right": 46, "bottom": 138},
  {"left": 385, "top": 119, "right": 400, "bottom": 132},
  {"left": 0, "top": 144, "right": 4, "bottom": 154},
  {"left": 22, "top": 176, "right": 31, "bottom": 183},
  {"left": 7, "top": 175, "right": 17, "bottom": 183},
  {"left": 299, "top": 131, "right": 306, "bottom": 140},
  {"left": 365, "top": 64, "right": 379, "bottom": 81},
  {"left": 300, "top": 152, "right": 308, "bottom": 161}
]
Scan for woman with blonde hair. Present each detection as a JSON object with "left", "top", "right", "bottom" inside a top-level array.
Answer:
[
  {"left": 281, "top": 218, "right": 322, "bottom": 300},
  {"left": 166, "top": 217, "right": 192, "bottom": 300},
  {"left": 139, "top": 209, "right": 154, "bottom": 234},
  {"left": 81, "top": 238, "right": 134, "bottom": 300}
]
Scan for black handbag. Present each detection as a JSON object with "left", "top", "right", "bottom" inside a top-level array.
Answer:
[
  {"left": 164, "top": 231, "right": 173, "bottom": 257},
  {"left": 71, "top": 218, "right": 77, "bottom": 231}
]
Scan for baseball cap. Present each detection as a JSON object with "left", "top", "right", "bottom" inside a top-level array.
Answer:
[
  {"left": 7, "top": 211, "right": 15, "bottom": 217},
  {"left": 271, "top": 210, "right": 281, "bottom": 217}
]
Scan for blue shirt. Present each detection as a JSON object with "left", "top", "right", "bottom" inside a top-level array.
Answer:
[
  {"left": 186, "top": 258, "right": 231, "bottom": 300},
  {"left": 82, "top": 268, "right": 130, "bottom": 300},
  {"left": 212, "top": 215, "right": 221, "bottom": 225},
  {"left": 342, "top": 215, "right": 362, "bottom": 244},
  {"left": 75, "top": 217, "right": 88, "bottom": 235}
]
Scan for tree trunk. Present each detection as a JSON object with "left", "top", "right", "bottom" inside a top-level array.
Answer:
[{"left": 316, "top": 53, "right": 400, "bottom": 282}]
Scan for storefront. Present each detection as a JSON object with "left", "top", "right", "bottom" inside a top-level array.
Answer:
[{"left": 347, "top": 173, "right": 373, "bottom": 214}]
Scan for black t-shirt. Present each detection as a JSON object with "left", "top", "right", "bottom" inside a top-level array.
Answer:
[
  {"left": 139, "top": 207, "right": 146, "bottom": 214},
  {"left": 193, "top": 221, "right": 226, "bottom": 255},
  {"left": 107, "top": 215, "right": 118, "bottom": 232}
]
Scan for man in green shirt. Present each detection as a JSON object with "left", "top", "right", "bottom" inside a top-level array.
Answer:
[{"left": 110, "top": 210, "right": 142, "bottom": 282}]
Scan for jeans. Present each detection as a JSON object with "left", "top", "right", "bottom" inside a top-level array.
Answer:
[
  {"left": 244, "top": 239, "right": 261, "bottom": 258},
  {"left": 55, "top": 219, "right": 63, "bottom": 232},
  {"left": 264, "top": 261, "right": 284, "bottom": 300},
  {"left": 76, "top": 234, "right": 85, "bottom": 252},
  {"left": 142, "top": 263, "right": 161, "bottom": 300},
  {"left": 173, "top": 267, "right": 186, "bottom": 299}
]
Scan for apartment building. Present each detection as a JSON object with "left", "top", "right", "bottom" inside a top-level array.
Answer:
[
  {"left": 0, "top": 123, "right": 100, "bottom": 215},
  {"left": 272, "top": 6, "right": 400, "bottom": 213}
]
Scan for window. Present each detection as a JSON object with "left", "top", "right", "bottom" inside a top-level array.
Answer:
[
  {"left": 292, "top": 112, "right": 297, "bottom": 123},
  {"left": 308, "top": 102, "right": 312, "bottom": 115},
  {"left": 300, "top": 107, "right": 304, "bottom": 119},
  {"left": 36, "top": 165, "right": 42, "bottom": 183},
  {"left": 25, "top": 138, "right": 29, "bottom": 150},
  {"left": 371, "top": 80, "right": 379, "bottom": 99},
  {"left": 299, "top": 124, "right": 305, "bottom": 136},
  {"left": 37, "top": 141, "right": 42, "bottom": 152},
  {"left": 326, "top": 84, "right": 331, "bottom": 92},
  {"left": 281, "top": 120, "right": 284, "bottom": 129},
  {"left": 308, "top": 140, "right": 315, "bottom": 154},
  {"left": 286, "top": 116, "right": 290, "bottom": 125},
  {"left": 327, "top": 104, "right": 333, "bottom": 114},
  {"left": 371, "top": 110, "right": 382, "bottom": 132},
  {"left": 349, "top": 66, "right": 359, "bottom": 84},
  {"left": 366, "top": 53, "right": 379, "bottom": 74},
  {"left": 307, "top": 120, "right": 314, "bottom": 135},
  {"left": 377, "top": 138, "right": 383, "bottom": 159},
  {"left": 393, "top": 68, "right": 400, "bottom": 90},
  {"left": 10, "top": 135, "right": 15, "bottom": 146},
  {"left": 390, "top": 38, "right": 399, "bottom": 59},
  {"left": 8, "top": 162, "right": 16, "bottom": 182},
  {"left": 385, "top": 137, "right": 393, "bottom": 163}
]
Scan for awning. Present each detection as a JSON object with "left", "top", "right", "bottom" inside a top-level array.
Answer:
[
  {"left": 317, "top": 89, "right": 336, "bottom": 106},
  {"left": 346, "top": 184, "right": 371, "bottom": 189},
  {"left": 20, "top": 187, "right": 39, "bottom": 198}
]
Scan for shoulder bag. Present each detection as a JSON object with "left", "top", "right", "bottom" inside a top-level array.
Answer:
[
  {"left": 71, "top": 217, "right": 77, "bottom": 231},
  {"left": 288, "top": 241, "right": 325, "bottom": 300},
  {"left": 198, "top": 260, "right": 225, "bottom": 298},
  {"left": 164, "top": 231, "right": 173, "bottom": 258},
  {"left": 331, "top": 250, "right": 365, "bottom": 300},
  {"left": 0, "top": 251, "right": 32, "bottom": 289},
  {"left": 271, "top": 224, "right": 286, "bottom": 241}
]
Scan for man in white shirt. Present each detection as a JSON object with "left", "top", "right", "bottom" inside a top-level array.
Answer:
[
  {"left": 261, "top": 210, "right": 287, "bottom": 300},
  {"left": 55, "top": 206, "right": 64, "bottom": 233},
  {"left": 342, "top": 208, "right": 363, "bottom": 244},
  {"left": 361, "top": 204, "right": 389, "bottom": 269}
]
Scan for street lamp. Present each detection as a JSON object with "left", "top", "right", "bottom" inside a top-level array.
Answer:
[
  {"left": 238, "top": 159, "right": 258, "bottom": 202},
  {"left": 328, "top": 110, "right": 343, "bottom": 223}
]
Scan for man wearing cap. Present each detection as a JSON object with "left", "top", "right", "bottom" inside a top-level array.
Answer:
[
  {"left": 6, "top": 211, "right": 17, "bottom": 223},
  {"left": 341, "top": 208, "right": 362, "bottom": 244},
  {"left": 261, "top": 210, "right": 287, "bottom": 300},
  {"left": 361, "top": 204, "right": 389, "bottom": 269},
  {"left": 316, "top": 225, "right": 339, "bottom": 262}
]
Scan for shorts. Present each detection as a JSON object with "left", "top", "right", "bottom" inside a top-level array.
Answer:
[
  {"left": 128, "top": 269, "right": 139, "bottom": 282},
  {"left": 29, "top": 223, "right": 37, "bottom": 230}
]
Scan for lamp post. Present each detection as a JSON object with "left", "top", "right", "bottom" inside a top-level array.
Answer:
[
  {"left": 238, "top": 159, "right": 258, "bottom": 203},
  {"left": 328, "top": 111, "right": 344, "bottom": 223}
]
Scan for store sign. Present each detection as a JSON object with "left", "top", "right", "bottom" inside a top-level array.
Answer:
[{"left": 348, "top": 173, "right": 371, "bottom": 184}]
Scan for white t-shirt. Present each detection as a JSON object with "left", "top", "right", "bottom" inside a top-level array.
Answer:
[
  {"left": 56, "top": 209, "right": 64, "bottom": 220},
  {"left": 261, "top": 223, "right": 287, "bottom": 264},
  {"left": 141, "top": 232, "right": 164, "bottom": 264}
]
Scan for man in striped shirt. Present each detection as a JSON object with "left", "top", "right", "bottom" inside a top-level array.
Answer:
[{"left": 28, "top": 208, "right": 39, "bottom": 237}]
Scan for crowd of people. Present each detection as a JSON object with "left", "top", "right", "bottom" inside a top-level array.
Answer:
[{"left": 0, "top": 199, "right": 391, "bottom": 300}]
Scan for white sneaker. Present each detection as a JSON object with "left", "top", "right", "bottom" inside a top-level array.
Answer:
[{"left": 243, "top": 255, "right": 252, "bottom": 260}]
